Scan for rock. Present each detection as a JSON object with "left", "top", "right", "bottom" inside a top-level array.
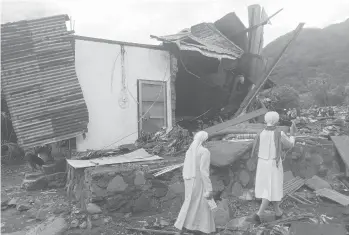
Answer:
[
  {"left": 17, "top": 203, "right": 30, "bottom": 211},
  {"left": 133, "top": 195, "right": 151, "bottom": 212},
  {"left": 103, "top": 216, "right": 112, "bottom": 224},
  {"left": 226, "top": 216, "right": 252, "bottom": 232},
  {"left": 211, "top": 175, "right": 225, "bottom": 193},
  {"left": 238, "top": 190, "right": 253, "bottom": 201},
  {"left": 207, "top": 141, "right": 253, "bottom": 167},
  {"left": 92, "top": 214, "right": 100, "bottom": 220},
  {"left": 134, "top": 171, "right": 146, "bottom": 185},
  {"left": 107, "top": 175, "right": 128, "bottom": 193},
  {"left": 42, "top": 159, "right": 66, "bottom": 175},
  {"left": 8, "top": 198, "right": 18, "bottom": 207},
  {"left": 79, "top": 221, "right": 87, "bottom": 229},
  {"left": 21, "top": 176, "right": 48, "bottom": 191},
  {"left": 152, "top": 180, "right": 168, "bottom": 197},
  {"left": 96, "top": 176, "right": 111, "bottom": 188},
  {"left": 238, "top": 170, "right": 250, "bottom": 187},
  {"left": 231, "top": 182, "right": 243, "bottom": 197},
  {"left": 36, "top": 208, "right": 50, "bottom": 221},
  {"left": 169, "top": 182, "right": 184, "bottom": 195},
  {"left": 91, "top": 184, "right": 107, "bottom": 201},
  {"left": 1, "top": 198, "right": 9, "bottom": 207},
  {"left": 46, "top": 172, "right": 67, "bottom": 188},
  {"left": 124, "top": 213, "right": 132, "bottom": 218},
  {"left": 154, "top": 187, "right": 168, "bottom": 198},
  {"left": 163, "top": 197, "right": 182, "bottom": 213},
  {"left": 159, "top": 218, "right": 170, "bottom": 227},
  {"left": 26, "top": 216, "right": 68, "bottom": 235},
  {"left": 246, "top": 158, "right": 257, "bottom": 171},
  {"left": 214, "top": 199, "right": 230, "bottom": 226},
  {"left": 106, "top": 195, "right": 128, "bottom": 212},
  {"left": 70, "top": 219, "right": 79, "bottom": 228},
  {"left": 86, "top": 203, "right": 102, "bottom": 214},
  {"left": 161, "top": 188, "right": 177, "bottom": 202}
]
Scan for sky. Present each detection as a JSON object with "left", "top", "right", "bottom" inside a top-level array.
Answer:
[{"left": 1, "top": 0, "right": 349, "bottom": 47}]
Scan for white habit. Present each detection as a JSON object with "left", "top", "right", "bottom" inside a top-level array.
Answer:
[
  {"left": 255, "top": 130, "right": 295, "bottom": 201},
  {"left": 174, "top": 131, "right": 215, "bottom": 234}
]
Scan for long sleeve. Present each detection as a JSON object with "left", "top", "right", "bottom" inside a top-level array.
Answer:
[
  {"left": 280, "top": 131, "right": 295, "bottom": 149},
  {"left": 200, "top": 148, "right": 213, "bottom": 193}
]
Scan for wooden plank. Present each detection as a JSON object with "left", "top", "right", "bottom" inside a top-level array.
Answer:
[
  {"left": 331, "top": 136, "right": 349, "bottom": 172},
  {"left": 289, "top": 223, "right": 346, "bottom": 235},
  {"left": 305, "top": 175, "right": 332, "bottom": 191},
  {"left": 204, "top": 107, "right": 268, "bottom": 135},
  {"left": 315, "top": 188, "right": 349, "bottom": 206}
]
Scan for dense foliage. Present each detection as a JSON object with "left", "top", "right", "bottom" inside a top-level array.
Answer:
[{"left": 263, "top": 19, "right": 349, "bottom": 107}]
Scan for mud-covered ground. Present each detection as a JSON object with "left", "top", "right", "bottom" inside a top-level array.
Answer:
[{"left": 2, "top": 161, "right": 349, "bottom": 235}]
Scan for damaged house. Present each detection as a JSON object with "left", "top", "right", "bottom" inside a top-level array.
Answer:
[
  {"left": 1, "top": 6, "right": 275, "bottom": 152},
  {"left": 2, "top": 6, "right": 303, "bottom": 215}
]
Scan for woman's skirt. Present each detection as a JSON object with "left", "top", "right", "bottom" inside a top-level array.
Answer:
[
  {"left": 174, "top": 177, "right": 215, "bottom": 234},
  {"left": 255, "top": 158, "right": 283, "bottom": 202}
]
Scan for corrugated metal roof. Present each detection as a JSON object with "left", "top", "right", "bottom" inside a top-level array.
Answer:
[
  {"left": 1, "top": 14, "right": 89, "bottom": 150},
  {"left": 151, "top": 22, "right": 244, "bottom": 60}
]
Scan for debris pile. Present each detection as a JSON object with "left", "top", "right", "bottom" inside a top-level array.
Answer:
[
  {"left": 294, "top": 106, "right": 349, "bottom": 137},
  {"left": 136, "top": 126, "right": 193, "bottom": 156}
]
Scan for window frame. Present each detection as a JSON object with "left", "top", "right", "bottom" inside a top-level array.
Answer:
[{"left": 137, "top": 79, "right": 168, "bottom": 135}]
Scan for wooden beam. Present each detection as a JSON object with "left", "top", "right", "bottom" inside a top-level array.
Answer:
[
  {"left": 203, "top": 107, "right": 268, "bottom": 135},
  {"left": 234, "top": 23, "right": 305, "bottom": 118}
]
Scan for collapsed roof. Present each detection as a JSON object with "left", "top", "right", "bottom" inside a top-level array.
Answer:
[{"left": 151, "top": 12, "right": 248, "bottom": 61}]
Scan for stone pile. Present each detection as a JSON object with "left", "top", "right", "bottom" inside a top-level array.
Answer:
[
  {"left": 67, "top": 162, "right": 185, "bottom": 214},
  {"left": 21, "top": 159, "right": 67, "bottom": 191}
]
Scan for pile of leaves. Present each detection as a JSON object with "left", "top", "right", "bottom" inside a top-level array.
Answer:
[{"left": 136, "top": 126, "right": 193, "bottom": 156}]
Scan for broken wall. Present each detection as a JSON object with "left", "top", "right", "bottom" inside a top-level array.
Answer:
[{"left": 74, "top": 38, "right": 175, "bottom": 151}]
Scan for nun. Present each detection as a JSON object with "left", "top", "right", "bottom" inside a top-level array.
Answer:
[
  {"left": 250, "top": 111, "right": 296, "bottom": 224},
  {"left": 174, "top": 131, "right": 216, "bottom": 235}
]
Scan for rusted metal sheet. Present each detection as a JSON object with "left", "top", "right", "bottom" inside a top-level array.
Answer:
[
  {"left": 315, "top": 188, "right": 349, "bottom": 206},
  {"left": 1, "top": 15, "right": 89, "bottom": 150}
]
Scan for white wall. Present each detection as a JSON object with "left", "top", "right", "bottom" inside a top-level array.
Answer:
[{"left": 75, "top": 39, "right": 172, "bottom": 151}]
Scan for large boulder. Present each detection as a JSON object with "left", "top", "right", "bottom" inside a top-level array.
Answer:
[{"left": 207, "top": 141, "right": 253, "bottom": 167}]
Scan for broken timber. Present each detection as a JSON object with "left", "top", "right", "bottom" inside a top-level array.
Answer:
[
  {"left": 126, "top": 227, "right": 191, "bottom": 235},
  {"left": 204, "top": 107, "right": 268, "bottom": 136},
  {"left": 331, "top": 136, "right": 349, "bottom": 176},
  {"left": 315, "top": 188, "right": 349, "bottom": 206},
  {"left": 234, "top": 23, "right": 305, "bottom": 118}
]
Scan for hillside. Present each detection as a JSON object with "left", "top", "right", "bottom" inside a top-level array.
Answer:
[{"left": 263, "top": 19, "right": 349, "bottom": 93}]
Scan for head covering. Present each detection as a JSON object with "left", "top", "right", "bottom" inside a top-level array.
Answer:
[
  {"left": 182, "top": 131, "right": 208, "bottom": 179},
  {"left": 265, "top": 111, "right": 280, "bottom": 126}
]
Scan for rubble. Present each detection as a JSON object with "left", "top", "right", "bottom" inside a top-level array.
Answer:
[{"left": 136, "top": 126, "right": 192, "bottom": 156}]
